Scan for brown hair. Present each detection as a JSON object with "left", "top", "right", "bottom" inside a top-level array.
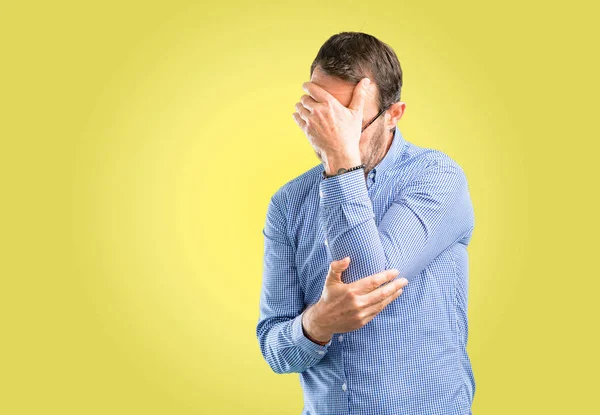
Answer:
[{"left": 310, "top": 31, "right": 403, "bottom": 113}]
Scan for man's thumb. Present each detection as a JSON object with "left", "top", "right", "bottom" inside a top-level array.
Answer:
[
  {"left": 327, "top": 256, "right": 350, "bottom": 282},
  {"left": 348, "top": 77, "right": 370, "bottom": 112}
]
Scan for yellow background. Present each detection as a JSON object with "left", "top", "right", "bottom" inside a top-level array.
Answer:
[{"left": 2, "top": 1, "right": 598, "bottom": 413}]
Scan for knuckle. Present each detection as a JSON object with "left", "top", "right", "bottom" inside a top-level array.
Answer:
[
  {"left": 356, "top": 310, "right": 367, "bottom": 322},
  {"left": 351, "top": 296, "right": 364, "bottom": 310},
  {"left": 381, "top": 284, "right": 394, "bottom": 300},
  {"left": 380, "top": 285, "right": 391, "bottom": 299}
]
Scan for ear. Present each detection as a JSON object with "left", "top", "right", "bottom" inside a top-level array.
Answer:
[{"left": 386, "top": 101, "right": 406, "bottom": 126}]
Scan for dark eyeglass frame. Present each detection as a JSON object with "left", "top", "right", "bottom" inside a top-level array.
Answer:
[{"left": 361, "top": 103, "right": 392, "bottom": 133}]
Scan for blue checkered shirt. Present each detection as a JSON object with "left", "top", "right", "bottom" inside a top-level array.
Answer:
[{"left": 256, "top": 126, "right": 476, "bottom": 415}]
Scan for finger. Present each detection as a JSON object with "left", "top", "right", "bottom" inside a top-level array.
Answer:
[
  {"left": 300, "top": 94, "right": 319, "bottom": 112},
  {"left": 362, "top": 284, "right": 404, "bottom": 320},
  {"left": 302, "top": 81, "right": 337, "bottom": 105},
  {"left": 294, "top": 102, "right": 311, "bottom": 121},
  {"left": 351, "top": 268, "right": 399, "bottom": 295},
  {"left": 326, "top": 256, "right": 350, "bottom": 282},
  {"left": 360, "top": 276, "right": 408, "bottom": 308},
  {"left": 348, "top": 77, "right": 371, "bottom": 112},
  {"left": 292, "top": 111, "right": 306, "bottom": 129}
]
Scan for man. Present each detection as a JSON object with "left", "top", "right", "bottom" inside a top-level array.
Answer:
[{"left": 256, "top": 31, "right": 476, "bottom": 415}]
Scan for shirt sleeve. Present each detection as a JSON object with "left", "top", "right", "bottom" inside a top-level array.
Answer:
[
  {"left": 256, "top": 189, "right": 333, "bottom": 374},
  {"left": 318, "top": 161, "right": 475, "bottom": 284}
]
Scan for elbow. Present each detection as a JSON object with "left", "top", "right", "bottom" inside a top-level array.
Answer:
[
  {"left": 262, "top": 353, "right": 286, "bottom": 374},
  {"left": 463, "top": 205, "right": 475, "bottom": 244},
  {"left": 260, "top": 342, "right": 303, "bottom": 374},
  {"left": 256, "top": 316, "right": 318, "bottom": 375},
  {"left": 258, "top": 342, "right": 286, "bottom": 374},
  {"left": 257, "top": 339, "right": 308, "bottom": 375},
  {"left": 256, "top": 323, "right": 293, "bottom": 375},
  {"left": 260, "top": 349, "right": 299, "bottom": 375},
  {"left": 269, "top": 362, "right": 293, "bottom": 375}
]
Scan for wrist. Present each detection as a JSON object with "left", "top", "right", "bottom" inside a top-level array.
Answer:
[
  {"left": 324, "top": 152, "right": 362, "bottom": 176},
  {"left": 302, "top": 303, "right": 332, "bottom": 345}
]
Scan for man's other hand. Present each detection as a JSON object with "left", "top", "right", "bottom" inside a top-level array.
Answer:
[{"left": 302, "top": 257, "right": 408, "bottom": 343}]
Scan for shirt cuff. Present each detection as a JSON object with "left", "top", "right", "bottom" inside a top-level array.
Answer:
[
  {"left": 291, "top": 310, "right": 332, "bottom": 357},
  {"left": 319, "top": 167, "right": 369, "bottom": 207}
]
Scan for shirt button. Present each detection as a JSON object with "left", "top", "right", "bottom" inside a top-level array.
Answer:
[
  {"left": 319, "top": 190, "right": 323, "bottom": 198},
  {"left": 317, "top": 350, "right": 325, "bottom": 355},
  {"left": 338, "top": 335, "right": 343, "bottom": 342},
  {"left": 342, "top": 383, "right": 347, "bottom": 391},
  {"left": 324, "top": 239, "right": 328, "bottom": 246}
]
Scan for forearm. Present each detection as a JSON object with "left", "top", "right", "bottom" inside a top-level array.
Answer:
[
  {"left": 318, "top": 163, "right": 474, "bottom": 284},
  {"left": 258, "top": 190, "right": 333, "bottom": 374},
  {"left": 319, "top": 168, "right": 387, "bottom": 283}
]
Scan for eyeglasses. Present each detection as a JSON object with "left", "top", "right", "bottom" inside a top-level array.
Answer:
[{"left": 361, "top": 103, "right": 391, "bottom": 133}]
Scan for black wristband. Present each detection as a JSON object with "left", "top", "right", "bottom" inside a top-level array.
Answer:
[{"left": 322, "top": 164, "right": 365, "bottom": 179}]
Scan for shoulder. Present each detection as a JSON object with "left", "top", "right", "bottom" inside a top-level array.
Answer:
[
  {"left": 402, "top": 142, "right": 465, "bottom": 173},
  {"left": 395, "top": 143, "right": 470, "bottom": 196}
]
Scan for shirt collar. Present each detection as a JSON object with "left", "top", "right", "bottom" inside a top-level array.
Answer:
[{"left": 371, "top": 125, "right": 406, "bottom": 180}]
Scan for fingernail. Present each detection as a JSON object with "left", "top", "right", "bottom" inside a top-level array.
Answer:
[{"left": 400, "top": 278, "right": 408, "bottom": 283}]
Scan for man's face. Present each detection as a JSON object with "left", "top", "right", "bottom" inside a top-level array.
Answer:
[{"left": 309, "top": 66, "right": 388, "bottom": 170}]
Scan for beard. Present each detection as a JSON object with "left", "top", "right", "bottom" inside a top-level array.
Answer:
[{"left": 361, "top": 119, "right": 386, "bottom": 175}]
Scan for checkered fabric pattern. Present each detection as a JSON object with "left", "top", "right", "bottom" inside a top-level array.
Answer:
[{"left": 257, "top": 125, "right": 476, "bottom": 415}]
